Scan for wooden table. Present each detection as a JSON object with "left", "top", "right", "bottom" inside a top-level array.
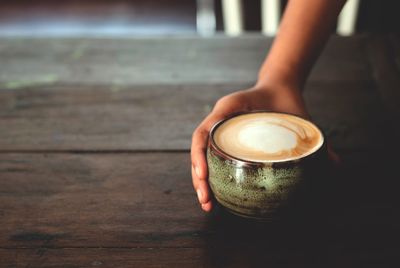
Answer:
[{"left": 1, "top": 34, "right": 399, "bottom": 267}]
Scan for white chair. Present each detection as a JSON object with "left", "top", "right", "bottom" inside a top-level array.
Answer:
[
  {"left": 337, "top": 0, "right": 360, "bottom": 36},
  {"left": 196, "top": 0, "right": 360, "bottom": 36}
]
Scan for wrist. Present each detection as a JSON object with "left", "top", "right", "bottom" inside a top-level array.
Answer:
[
  {"left": 252, "top": 77, "right": 302, "bottom": 97},
  {"left": 255, "top": 69, "right": 303, "bottom": 92}
]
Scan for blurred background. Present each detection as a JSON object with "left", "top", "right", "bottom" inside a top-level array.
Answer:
[{"left": 1, "top": 0, "right": 400, "bottom": 37}]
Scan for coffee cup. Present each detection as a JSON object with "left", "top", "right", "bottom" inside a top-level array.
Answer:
[{"left": 207, "top": 111, "right": 328, "bottom": 220}]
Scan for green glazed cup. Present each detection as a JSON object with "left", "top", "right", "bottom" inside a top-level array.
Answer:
[{"left": 207, "top": 111, "right": 328, "bottom": 220}]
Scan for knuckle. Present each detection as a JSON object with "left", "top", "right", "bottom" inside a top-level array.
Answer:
[
  {"left": 192, "top": 127, "right": 207, "bottom": 141},
  {"left": 215, "top": 96, "right": 228, "bottom": 107},
  {"left": 191, "top": 127, "right": 203, "bottom": 141}
]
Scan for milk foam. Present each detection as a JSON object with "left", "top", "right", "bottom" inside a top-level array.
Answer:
[{"left": 213, "top": 113, "right": 323, "bottom": 162}]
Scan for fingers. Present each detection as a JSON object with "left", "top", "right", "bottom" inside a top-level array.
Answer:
[
  {"left": 191, "top": 92, "right": 250, "bottom": 212},
  {"left": 201, "top": 201, "right": 212, "bottom": 212},
  {"left": 191, "top": 109, "right": 230, "bottom": 212},
  {"left": 191, "top": 125, "right": 213, "bottom": 211},
  {"left": 191, "top": 159, "right": 209, "bottom": 198}
]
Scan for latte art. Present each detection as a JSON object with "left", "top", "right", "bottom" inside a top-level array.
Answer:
[{"left": 213, "top": 112, "right": 324, "bottom": 162}]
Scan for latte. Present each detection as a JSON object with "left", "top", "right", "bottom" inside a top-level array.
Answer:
[{"left": 212, "top": 112, "right": 324, "bottom": 162}]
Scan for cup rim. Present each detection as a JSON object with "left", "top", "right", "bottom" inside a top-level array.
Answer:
[{"left": 208, "top": 110, "right": 326, "bottom": 167}]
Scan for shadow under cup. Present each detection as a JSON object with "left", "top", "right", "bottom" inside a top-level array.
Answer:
[{"left": 207, "top": 111, "right": 329, "bottom": 221}]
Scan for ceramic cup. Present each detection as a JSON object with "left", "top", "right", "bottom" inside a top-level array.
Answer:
[{"left": 207, "top": 111, "right": 328, "bottom": 220}]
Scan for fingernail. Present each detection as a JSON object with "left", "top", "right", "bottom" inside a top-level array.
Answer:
[
  {"left": 195, "top": 165, "right": 201, "bottom": 178},
  {"left": 201, "top": 203, "right": 211, "bottom": 212},
  {"left": 196, "top": 189, "right": 203, "bottom": 203}
]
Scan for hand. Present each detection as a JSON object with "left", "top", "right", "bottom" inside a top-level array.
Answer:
[{"left": 191, "top": 84, "right": 314, "bottom": 212}]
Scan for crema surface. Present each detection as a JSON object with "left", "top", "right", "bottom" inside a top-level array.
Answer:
[{"left": 213, "top": 112, "right": 323, "bottom": 162}]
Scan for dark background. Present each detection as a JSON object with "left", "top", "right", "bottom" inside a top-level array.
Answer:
[{"left": 1, "top": 0, "right": 400, "bottom": 36}]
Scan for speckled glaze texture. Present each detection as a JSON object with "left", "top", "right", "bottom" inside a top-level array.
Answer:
[{"left": 207, "top": 111, "right": 327, "bottom": 220}]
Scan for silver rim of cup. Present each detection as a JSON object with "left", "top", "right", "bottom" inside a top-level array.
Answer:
[{"left": 208, "top": 110, "right": 327, "bottom": 168}]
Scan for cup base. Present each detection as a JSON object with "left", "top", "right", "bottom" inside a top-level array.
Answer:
[
  {"left": 213, "top": 195, "right": 284, "bottom": 222},
  {"left": 222, "top": 206, "right": 280, "bottom": 222}
]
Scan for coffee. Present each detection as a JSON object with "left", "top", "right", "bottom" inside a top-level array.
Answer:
[{"left": 213, "top": 112, "right": 323, "bottom": 162}]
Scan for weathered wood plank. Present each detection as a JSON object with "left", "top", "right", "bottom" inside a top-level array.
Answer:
[
  {"left": 0, "top": 153, "right": 204, "bottom": 248},
  {"left": 0, "top": 153, "right": 399, "bottom": 250},
  {"left": 0, "top": 84, "right": 230, "bottom": 151},
  {"left": 1, "top": 247, "right": 399, "bottom": 268},
  {"left": 0, "top": 248, "right": 206, "bottom": 268},
  {"left": 0, "top": 35, "right": 371, "bottom": 88},
  {"left": 1, "top": 35, "right": 398, "bottom": 266},
  {"left": 304, "top": 81, "right": 387, "bottom": 151},
  {"left": 0, "top": 81, "right": 387, "bottom": 151}
]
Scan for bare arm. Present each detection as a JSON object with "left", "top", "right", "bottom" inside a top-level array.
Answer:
[
  {"left": 258, "top": 0, "right": 347, "bottom": 90},
  {"left": 191, "top": 0, "right": 346, "bottom": 212}
]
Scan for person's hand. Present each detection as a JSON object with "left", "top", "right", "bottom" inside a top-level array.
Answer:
[
  {"left": 190, "top": 0, "right": 346, "bottom": 213},
  {"left": 191, "top": 83, "right": 313, "bottom": 212}
]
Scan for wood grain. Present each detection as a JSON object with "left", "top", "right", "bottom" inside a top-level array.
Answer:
[
  {"left": 0, "top": 35, "right": 371, "bottom": 88},
  {"left": 0, "top": 35, "right": 384, "bottom": 151},
  {"left": 1, "top": 247, "right": 399, "bottom": 268},
  {"left": 0, "top": 153, "right": 399, "bottom": 249},
  {"left": 0, "top": 152, "right": 399, "bottom": 267},
  {"left": 0, "top": 153, "right": 203, "bottom": 248},
  {"left": 0, "top": 248, "right": 206, "bottom": 268},
  {"left": 0, "top": 81, "right": 387, "bottom": 151},
  {"left": 1, "top": 35, "right": 399, "bottom": 267}
]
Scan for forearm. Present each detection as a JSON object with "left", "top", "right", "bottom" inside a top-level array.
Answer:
[{"left": 257, "top": 0, "right": 347, "bottom": 90}]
